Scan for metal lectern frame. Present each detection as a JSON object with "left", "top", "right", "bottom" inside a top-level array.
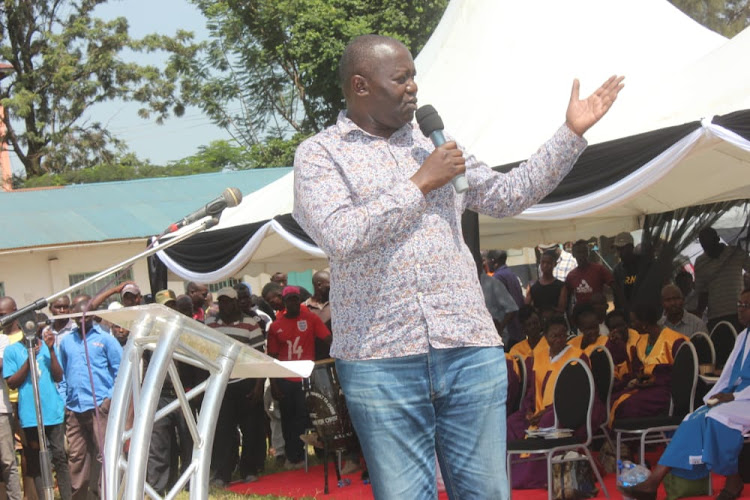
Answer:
[{"left": 97, "top": 304, "right": 313, "bottom": 500}]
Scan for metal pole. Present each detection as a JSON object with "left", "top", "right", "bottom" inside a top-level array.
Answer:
[{"left": 19, "top": 315, "right": 54, "bottom": 500}]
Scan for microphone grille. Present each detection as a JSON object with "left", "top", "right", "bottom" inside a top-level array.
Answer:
[
  {"left": 415, "top": 105, "right": 444, "bottom": 137},
  {"left": 223, "top": 187, "right": 243, "bottom": 207}
]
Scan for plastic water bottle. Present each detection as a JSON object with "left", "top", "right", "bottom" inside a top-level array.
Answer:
[{"left": 617, "top": 460, "right": 650, "bottom": 495}]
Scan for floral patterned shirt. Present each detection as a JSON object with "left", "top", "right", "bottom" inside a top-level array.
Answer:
[{"left": 293, "top": 111, "right": 586, "bottom": 360}]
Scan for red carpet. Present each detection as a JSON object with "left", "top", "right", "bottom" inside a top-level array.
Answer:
[{"left": 227, "top": 465, "right": 746, "bottom": 499}]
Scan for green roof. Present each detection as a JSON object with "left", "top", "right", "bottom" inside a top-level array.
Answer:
[{"left": 0, "top": 168, "right": 291, "bottom": 250}]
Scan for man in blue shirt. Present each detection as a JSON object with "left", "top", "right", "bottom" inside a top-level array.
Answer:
[
  {"left": 59, "top": 301, "right": 122, "bottom": 500},
  {"left": 4, "top": 321, "right": 72, "bottom": 499}
]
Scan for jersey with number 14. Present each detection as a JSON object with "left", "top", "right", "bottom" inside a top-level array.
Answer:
[{"left": 267, "top": 309, "right": 330, "bottom": 364}]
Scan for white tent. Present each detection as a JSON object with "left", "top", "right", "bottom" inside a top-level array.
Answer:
[{"left": 157, "top": 0, "right": 750, "bottom": 281}]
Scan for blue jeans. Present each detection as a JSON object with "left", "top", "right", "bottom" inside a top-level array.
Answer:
[{"left": 336, "top": 346, "right": 509, "bottom": 500}]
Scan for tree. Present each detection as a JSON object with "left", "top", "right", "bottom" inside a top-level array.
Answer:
[
  {"left": 669, "top": 0, "right": 750, "bottom": 37},
  {"left": 16, "top": 139, "right": 260, "bottom": 188},
  {"left": 170, "top": 0, "right": 449, "bottom": 167},
  {"left": 0, "top": 0, "right": 189, "bottom": 178}
]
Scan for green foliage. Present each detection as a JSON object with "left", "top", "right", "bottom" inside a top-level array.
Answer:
[
  {"left": 16, "top": 139, "right": 256, "bottom": 188},
  {"left": 669, "top": 0, "right": 750, "bottom": 37},
  {"left": 171, "top": 0, "right": 448, "bottom": 159},
  {"left": 0, "top": 0, "right": 188, "bottom": 178}
]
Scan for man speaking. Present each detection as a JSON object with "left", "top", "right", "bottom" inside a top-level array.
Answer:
[{"left": 293, "top": 34, "right": 623, "bottom": 499}]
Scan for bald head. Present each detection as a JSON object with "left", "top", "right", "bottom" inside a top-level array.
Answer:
[
  {"left": 312, "top": 270, "right": 331, "bottom": 301},
  {"left": 0, "top": 296, "right": 16, "bottom": 314},
  {"left": 661, "top": 283, "right": 683, "bottom": 300},
  {"left": 339, "top": 35, "right": 409, "bottom": 98},
  {"left": 0, "top": 297, "right": 17, "bottom": 334}
]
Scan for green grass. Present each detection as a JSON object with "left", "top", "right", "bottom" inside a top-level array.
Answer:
[{"left": 174, "top": 452, "right": 320, "bottom": 499}]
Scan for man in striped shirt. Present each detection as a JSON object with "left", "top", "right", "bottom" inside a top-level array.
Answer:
[{"left": 207, "top": 288, "right": 266, "bottom": 485}]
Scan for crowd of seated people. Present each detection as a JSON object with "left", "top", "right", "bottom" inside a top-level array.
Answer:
[{"left": 486, "top": 228, "right": 750, "bottom": 494}]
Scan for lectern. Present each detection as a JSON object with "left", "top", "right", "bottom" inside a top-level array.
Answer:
[{"left": 96, "top": 304, "right": 313, "bottom": 500}]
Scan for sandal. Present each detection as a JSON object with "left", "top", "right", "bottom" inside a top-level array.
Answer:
[{"left": 716, "top": 486, "right": 743, "bottom": 500}]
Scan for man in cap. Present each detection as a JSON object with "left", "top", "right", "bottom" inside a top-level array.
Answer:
[
  {"left": 154, "top": 289, "right": 177, "bottom": 309},
  {"left": 88, "top": 281, "right": 142, "bottom": 310},
  {"left": 267, "top": 286, "right": 331, "bottom": 469},
  {"left": 120, "top": 283, "right": 142, "bottom": 307},
  {"left": 207, "top": 287, "right": 266, "bottom": 485}
]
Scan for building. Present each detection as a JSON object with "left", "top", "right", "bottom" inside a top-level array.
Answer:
[{"left": 0, "top": 168, "right": 293, "bottom": 305}]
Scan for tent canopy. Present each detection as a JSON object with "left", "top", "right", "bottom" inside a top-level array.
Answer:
[{"left": 158, "top": 0, "right": 750, "bottom": 281}]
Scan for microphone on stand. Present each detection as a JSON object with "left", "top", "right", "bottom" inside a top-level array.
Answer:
[
  {"left": 415, "top": 105, "right": 468, "bottom": 193},
  {"left": 156, "top": 187, "right": 242, "bottom": 239}
]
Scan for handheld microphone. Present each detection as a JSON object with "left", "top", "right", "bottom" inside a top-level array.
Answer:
[
  {"left": 157, "top": 187, "right": 242, "bottom": 238},
  {"left": 415, "top": 105, "right": 468, "bottom": 193}
]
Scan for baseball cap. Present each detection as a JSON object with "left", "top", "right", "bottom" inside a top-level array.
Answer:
[
  {"left": 538, "top": 243, "right": 559, "bottom": 251},
  {"left": 121, "top": 283, "right": 141, "bottom": 296},
  {"left": 282, "top": 286, "right": 301, "bottom": 298},
  {"left": 614, "top": 232, "right": 634, "bottom": 247},
  {"left": 216, "top": 287, "right": 238, "bottom": 300},
  {"left": 155, "top": 289, "right": 177, "bottom": 305}
]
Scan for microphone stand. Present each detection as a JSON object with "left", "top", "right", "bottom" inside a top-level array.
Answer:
[
  {"left": 18, "top": 316, "right": 54, "bottom": 500},
  {"left": 0, "top": 216, "right": 219, "bottom": 328},
  {"left": 1, "top": 216, "right": 219, "bottom": 500}
]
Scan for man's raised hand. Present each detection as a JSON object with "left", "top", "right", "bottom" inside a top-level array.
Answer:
[{"left": 565, "top": 75, "right": 625, "bottom": 137}]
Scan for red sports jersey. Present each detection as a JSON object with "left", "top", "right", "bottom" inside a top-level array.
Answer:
[{"left": 267, "top": 309, "right": 330, "bottom": 380}]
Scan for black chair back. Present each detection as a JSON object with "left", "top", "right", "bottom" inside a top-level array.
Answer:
[
  {"left": 510, "top": 354, "right": 527, "bottom": 414},
  {"left": 711, "top": 321, "right": 738, "bottom": 369},
  {"left": 671, "top": 341, "right": 698, "bottom": 418},
  {"left": 690, "top": 332, "right": 715, "bottom": 365},
  {"left": 589, "top": 346, "right": 614, "bottom": 413},
  {"left": 554, "top": 358, "right": 593, "bottom": 433}
]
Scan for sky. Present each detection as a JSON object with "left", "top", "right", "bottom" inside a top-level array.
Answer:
[{"left": 10, "top": 0, "right": 231, "bottom": 174}]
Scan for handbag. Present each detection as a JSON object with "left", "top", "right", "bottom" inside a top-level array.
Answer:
[{"left": 551, "top": 452, "right": 599, "bottom": 500}]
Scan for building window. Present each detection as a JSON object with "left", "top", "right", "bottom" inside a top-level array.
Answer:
[
  {"left": 0, "top": 282, "right": 4, "bottom": 297},
  {"left": 68, "top": 270, "right": 135, "bottom": 306}
]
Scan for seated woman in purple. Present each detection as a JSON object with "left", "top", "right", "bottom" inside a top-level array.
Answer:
[
  {"left": 609, "top": 302, "right": 688, "bottom": 422},
  {"left": 507, "top": 316, "right": 604, "bottom": 489}
]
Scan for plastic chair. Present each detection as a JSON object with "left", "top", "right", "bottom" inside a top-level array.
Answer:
[
  {"left": 589, "top": 345, "right": 615, "bottom": 447},
  {"left": 509, "top": 354, "right": 527, "bottom": 414},
  {"left": 613, "top": 341, "right": 698, "bottom": 465},
  {"left": 507, "top": 358, "right": 610, "bottom": 500},
  {"left": 690, "top": 332, "right": 715, "bottom": 366},
  {"left": 710, "top": 321, "right": 737, "bottom": 369}
]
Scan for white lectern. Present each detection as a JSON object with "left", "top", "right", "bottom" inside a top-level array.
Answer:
[{"left": 96, "top": 304, "right": 313, "bottom": 500}]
